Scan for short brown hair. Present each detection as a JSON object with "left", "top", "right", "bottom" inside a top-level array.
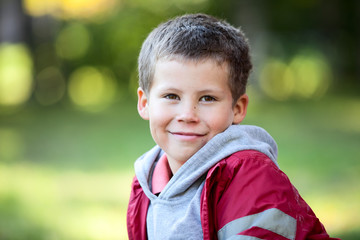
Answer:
[{"left": 138, "top": 13, "right": 252, "bottom": 103}]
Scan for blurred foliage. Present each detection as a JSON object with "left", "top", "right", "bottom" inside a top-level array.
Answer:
[
  {"left": 0, "top": 0, "right": 360, "bottom": 239},
  {"left": 0, "top": 0, "right": 359, "bottom": 113}
]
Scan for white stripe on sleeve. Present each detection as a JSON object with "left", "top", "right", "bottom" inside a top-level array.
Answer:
[{"left": 217, "top": 208, "right": 296, "bottom": 240}]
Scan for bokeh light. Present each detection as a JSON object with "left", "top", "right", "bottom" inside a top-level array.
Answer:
[
  {"left": 290, "top": 50, "right": 332, "bottom": 99},
  {"left": 55, "top": 23, "right": 90, "bottom": 60},
  {"left": 34, "top": 66, "right": 66, "bottom": 106},
  {"left": 68, "top": 66, "right": 117, "bottom": 112},
  {"left": 0, "top": 44, "right": 33, "bottom": 109},
  {"left": 23, "top": 0, "right": 119, "bottom": 20},
  {"left": 259, "top": 49, "right": 332, "bottom": 101},
  {"left": 259, "top": 58, "right": 295, "bottom": 101}
]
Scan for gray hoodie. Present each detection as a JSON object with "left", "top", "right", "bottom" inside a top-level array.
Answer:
[{"left": 134, "top": 125, "right": 278, "bottom": 240}]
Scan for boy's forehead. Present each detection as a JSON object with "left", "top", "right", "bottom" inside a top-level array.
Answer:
[
  {"left": 152, "top": 58, "right": 230, "bottom": 86},
  {"left": 151, "top": 57, "right": 231, "bottom": 88}
]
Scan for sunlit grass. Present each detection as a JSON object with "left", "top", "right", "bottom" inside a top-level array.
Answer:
[
  {"left": 0, "top": 162, "right": 133, "bottom": 240},
  {"left": 305, "top": 189, "right": 360, "bottom": 235}
]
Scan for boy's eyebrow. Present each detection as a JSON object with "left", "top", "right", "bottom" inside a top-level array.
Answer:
[
  {"left": 157, "top": 86, "right": 225, "bottom": 94},
  {"left": 156, "top": 86, "right": 183, "bottom": 93},
  {"left": 197, "top": 88, "right": 225, "bottom": 94}
]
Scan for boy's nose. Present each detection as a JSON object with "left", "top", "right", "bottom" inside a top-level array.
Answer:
[{"left": 177, "top": 103, "right": 199, "bottom": 123}]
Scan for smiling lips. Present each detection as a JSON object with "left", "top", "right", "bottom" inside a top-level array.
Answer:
[{"left": 170, "top": 131, "right": 206, "bottom": 140}]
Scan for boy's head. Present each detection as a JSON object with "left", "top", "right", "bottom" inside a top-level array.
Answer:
[
  {"left": 137, "top": 13, "right": 252, "bottom": 173},
  {"left": 138, "top": 13, "right": 252, "bottom": 103}
]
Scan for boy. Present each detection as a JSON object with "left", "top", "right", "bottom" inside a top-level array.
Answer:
[{"left": 127, "top": 13, "right": 339, "bottom": 240}]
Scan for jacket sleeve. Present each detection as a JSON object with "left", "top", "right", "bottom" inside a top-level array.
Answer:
[{"left": 201, "top": 150, "right": 340, "bottom": 240}]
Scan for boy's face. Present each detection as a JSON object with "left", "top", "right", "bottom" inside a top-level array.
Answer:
[{"left": 137, "top": 59, "right": 248, "bottom": 173}]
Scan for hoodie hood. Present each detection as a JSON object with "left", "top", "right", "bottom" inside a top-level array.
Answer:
[{"left": 135, "top": 124, "right": 278, "bottom": 200}]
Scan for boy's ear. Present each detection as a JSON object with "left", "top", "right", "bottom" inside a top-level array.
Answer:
[
  {"left": 232, "top": 94, "right": 249, "bottom": 124},
  {"left": 137, "top": 87, "right": 149, "bottom": 120}
]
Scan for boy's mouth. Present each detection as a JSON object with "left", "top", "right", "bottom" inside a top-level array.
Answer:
[
  {"left": 170, "top": 131, "right": 205, "bottom": 136},
  {"left": 169, "top": 131, "right": 206, "bottom": 140}
]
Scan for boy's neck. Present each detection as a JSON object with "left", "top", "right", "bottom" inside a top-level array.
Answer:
[{"left": 167, "top": 155, "right": 188, "bottom": 174}]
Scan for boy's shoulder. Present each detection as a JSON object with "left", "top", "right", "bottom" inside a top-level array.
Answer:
[
  {"left": 205, "top": 149, "right": 284, "bottom": 187},
  {"left": 209, "top": 149, "right": 277, "bottom": 171}
]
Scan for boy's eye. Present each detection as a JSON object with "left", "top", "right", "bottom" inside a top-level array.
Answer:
[
  {"left": 200, "top": 95, "right": 216, "bottom": 102},
  {"left": 164, "top": 94, "right": 180, "bottom": 100}
]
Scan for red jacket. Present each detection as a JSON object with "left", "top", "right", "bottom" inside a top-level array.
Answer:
[{"left": 127, "top": 150, "right": 339, "bottom": 240}]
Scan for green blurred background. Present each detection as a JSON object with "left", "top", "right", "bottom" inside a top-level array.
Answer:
[{"left": 0, "top": 0, "right": 359, "bottom": 239}]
